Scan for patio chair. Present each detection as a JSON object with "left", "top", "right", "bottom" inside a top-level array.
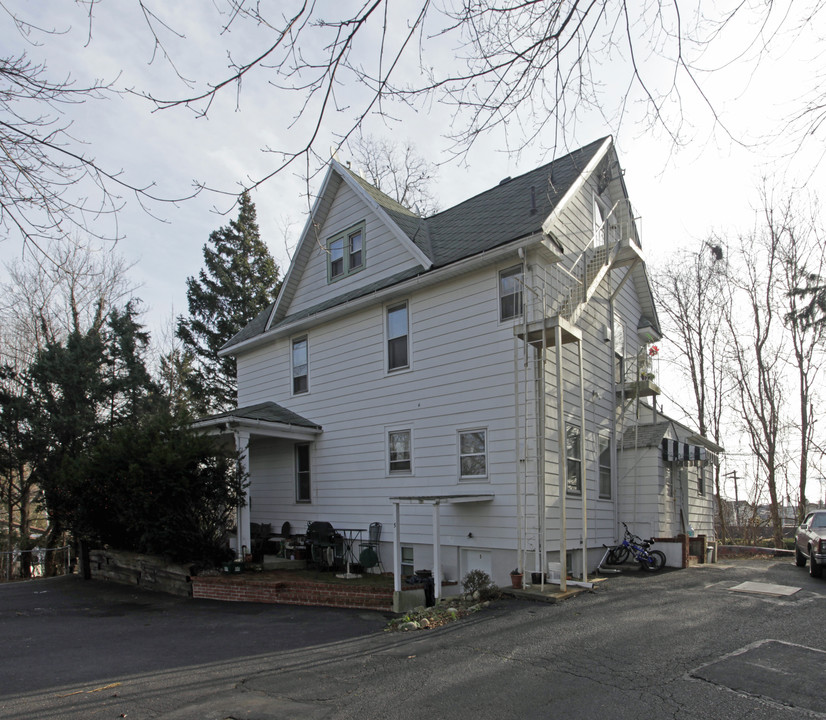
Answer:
[{"left": 358, "top": 522, "right": 383, "bottom": 572}]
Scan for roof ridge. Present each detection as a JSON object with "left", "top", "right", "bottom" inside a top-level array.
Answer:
[{"left": 425, "top": 137, "right": 610, "bottom": 220}]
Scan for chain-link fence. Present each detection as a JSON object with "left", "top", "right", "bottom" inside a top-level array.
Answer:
[{"left": 0, "top": 546, "right": 73, "bottom": 581}]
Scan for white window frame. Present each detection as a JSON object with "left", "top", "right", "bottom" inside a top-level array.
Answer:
[
  {"left": 327, "top": 222, "right": 366, "bottom": 281},
  {"left": 401, "top": 546, "right": 414, "bottom": 578},
  {"left": 387, "top": 428, "right": 413, "bottom": 475},
  {"left": 459, "top": 428, "right": 488, "bottom": 480},
  {"left": 566, "top": 422, "right": 582, "bottom": 495},
  {"left": 499, "top": 264, "right": 524, "bottom": 321},
  {"left": 295, "top": 443, "right": 311, "bottom": 503},
  {"left": 593, "top": 194, "right": 610, "bottom": 246},
  {"left": 598, "top": 433, "right": 611, "bottom": 499},
  {"left": 291, "top": 335, "right": 309, "bottom": 395},
  {"left": 386, "top": 301, "right": 410, "bottom": 373}
]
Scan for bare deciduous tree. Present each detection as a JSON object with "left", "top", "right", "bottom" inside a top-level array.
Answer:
[
  {"left": 724, "top": 206, "right": 791, "bottom": 548},
  {"left": 5, "top": 0, "right": 824, "bottom": 255},
  {"left": 654, "top": 239, "right": 729, "bottom": 538},
  {"left": 346, "top": 134, "right": 438, "bottom": 215},
  {"left": 773, "top": 191, "right": 826, "bottom": 522}
]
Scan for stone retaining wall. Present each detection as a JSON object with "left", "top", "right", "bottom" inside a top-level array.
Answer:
[
  {"left": 88, "top": 548, "right": 193, "bottom": 597},
  {"left": 191, "top": 575, "right": 394, "bottom": 611}
]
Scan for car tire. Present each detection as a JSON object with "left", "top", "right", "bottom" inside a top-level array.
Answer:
[
  {"left": 795, "top": 546, "right": 807, "bottom": 567},
  {"left": 809, "top": 547, "right": 823, "bottom": 578}
]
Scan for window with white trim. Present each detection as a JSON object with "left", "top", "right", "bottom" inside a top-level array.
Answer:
[
  {"left": 593, "top": 195, "right": 610, "bottom": 246},
  {"left": 598, "top": 433, "right": 611, "bottom": 499},
  {"left": 401, "top": 546, "right": 414, "bottom": 577},
  {"left": 566, "top": 423, "right": 582, "bottom": 495},
  {"left": 499, "top": 265, "right": 523, "bottom": 321},
  {"left": 291, "top": 336, "right": 308, "bottom": 394},
  {"left": 386, "top": 302, "right": 409, "bottom": 372},
  {"left": 327, "top": 223, "right": 365, "bottom": 281},
  {"left": 295, "top": 444, "right": 311, "bottom": 503},
  {"left": 459, "top": 429, "right": 487, "bottom": 479},
  {"left": 388, "top": 429, "right": 412, "bottom": 474}
]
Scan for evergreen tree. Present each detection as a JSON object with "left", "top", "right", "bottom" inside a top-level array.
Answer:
[{"left": 176, "top": 191, "right": 280, "bottom": 413}]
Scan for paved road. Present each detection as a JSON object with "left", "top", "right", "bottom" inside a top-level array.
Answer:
[{"left": 1, "top": 558, "right": 824, "bottom": 719}]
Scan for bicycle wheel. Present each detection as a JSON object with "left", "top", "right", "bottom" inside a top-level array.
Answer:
[
  {"left": 608, "top": 545, "right": 630, "bottom": 565},
  {"left": 639, "top": 550, "right": 666, "bottom": 572}
]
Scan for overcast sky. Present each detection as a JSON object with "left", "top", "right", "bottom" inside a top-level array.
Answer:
[{"left": 1, "top": 2, "right": 824, "bottom": 421}]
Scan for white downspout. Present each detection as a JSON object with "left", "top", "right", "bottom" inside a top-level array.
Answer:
[
  {"left": 393, "top": 501, "right": 401, "bottom": 593},
  {"left": 432, "top": 501, "right": 442, "bottom": 601}
]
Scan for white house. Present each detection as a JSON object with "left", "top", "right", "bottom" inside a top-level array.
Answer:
[{"left": 198, "top": 136, "right": 718, "bottom": 599}]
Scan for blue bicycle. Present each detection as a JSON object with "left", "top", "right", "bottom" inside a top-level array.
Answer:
[{"left": 602, "top": 522, "right": 666, "bottom": 572}]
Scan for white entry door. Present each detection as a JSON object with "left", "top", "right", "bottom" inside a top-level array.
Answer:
[{"left": 461, "top": 549, "right": 491, "bottom": 578}]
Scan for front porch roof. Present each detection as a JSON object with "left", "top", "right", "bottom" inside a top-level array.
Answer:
[{"left": 192, "top": 401, "right": 322, "bottom": 441}]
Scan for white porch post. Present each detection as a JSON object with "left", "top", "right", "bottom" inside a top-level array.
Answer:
[
  {"left": 555, "top": 324, "right": 567, "bottom": 592},
  {"left": 432, "top": 501, "right": 442, "bottom": 601},
  {"left": 235, "top": 430, "right": 251, "bottom": 560},
  {"left": 578, "top": 340, "right": 588, "bottom": 582},
  {"left": 393, "top": 501, "right": 401, "bottom": 593}
]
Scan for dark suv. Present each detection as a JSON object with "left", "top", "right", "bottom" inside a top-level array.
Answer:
[{"left": 795, "top": 510, "right": 826, "bottom": 578}]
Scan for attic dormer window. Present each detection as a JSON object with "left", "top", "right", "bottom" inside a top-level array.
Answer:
[{"left": 327, "top": 222, "right": 365, "bottom": 281}]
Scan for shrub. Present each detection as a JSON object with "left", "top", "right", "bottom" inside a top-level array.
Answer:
[{"left": 461, "top": 569, "right": 500, "bottom": 601}]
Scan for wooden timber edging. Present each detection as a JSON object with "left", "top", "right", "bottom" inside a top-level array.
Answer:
[
  {"left": 190, "top": 575, "right": 395, "bottom": 611},
  {"left": 88, "top": 548, "right": 193, "bottom": 597}
]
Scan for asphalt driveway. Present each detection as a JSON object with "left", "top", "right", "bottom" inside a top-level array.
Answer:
[
  {"left": 2, "top": 558, "right": 825, "bottom": 720},
  {"left": 0, "top": 574, "right": 391, "bottom": 694}
]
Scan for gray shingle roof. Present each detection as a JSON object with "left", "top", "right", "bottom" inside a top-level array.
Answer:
[
  {"left": 223, "top": 138, "right": 608, "bottom": 351},
  {"left": 621, "top": 421, "right": 672, "bottom": 450},
  {"left": 199, "top": 401, "right": 321, "bottom": 429}
]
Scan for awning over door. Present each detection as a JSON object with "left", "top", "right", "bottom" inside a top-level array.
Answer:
[{"left": 389, "top": 494, "right": 495, "bottom": 601}]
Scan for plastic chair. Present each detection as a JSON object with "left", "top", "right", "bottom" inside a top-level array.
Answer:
[{"left": 358, "top": 522, "right": 382, "bottom": 571}]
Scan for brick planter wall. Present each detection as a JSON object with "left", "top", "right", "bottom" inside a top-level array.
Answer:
[{"left": 191, "top": 575, "right": 395, "bottom": 611}]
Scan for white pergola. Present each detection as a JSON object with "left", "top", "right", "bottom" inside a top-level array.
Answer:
[{"left": 389, "top": 494, "right": 495, "bottom": 601}]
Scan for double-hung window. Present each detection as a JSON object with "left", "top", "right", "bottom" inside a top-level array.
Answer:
[
  {"left": 386, "top": 302, "right": 409, "bottom": 372},
  {"left": 566, "top": 423, "right": 582, "bottom": 495},
  {"left": 388, "top": 429, "right": 412, "bottom": 474},
  {"left": 459, "top": 429, "right": 487, "bottom": 479},
  {"left": 295, "top": 444, "right": 311, "bottom": 503},
  {"left": 598, "top": 433, "right": 611, "bottom": 499},
  {"left": 328, "top": 223, "right": 365, "bottom": 281},
  {"left": 499, "top": 265, "right": 523, "bottom": 321},
  {"left": 292, "top": 336, "right": 308, "bottom": 394}
]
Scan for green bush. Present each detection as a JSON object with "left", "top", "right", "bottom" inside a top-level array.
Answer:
[
  {"left": 66, "top": 408, "right": 244, "bottom": 565},
  {"left": 461, "top": 569, "right": 500, "bottom": 601}
]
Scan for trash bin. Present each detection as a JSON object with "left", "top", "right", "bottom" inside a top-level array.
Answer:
[{"left": 407, "top": 569, "right": 435, "bottom": 606}]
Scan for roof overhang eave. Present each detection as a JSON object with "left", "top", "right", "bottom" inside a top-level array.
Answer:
[{"left": 192, "top": 415, "right": 322, "bottom": 441}]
